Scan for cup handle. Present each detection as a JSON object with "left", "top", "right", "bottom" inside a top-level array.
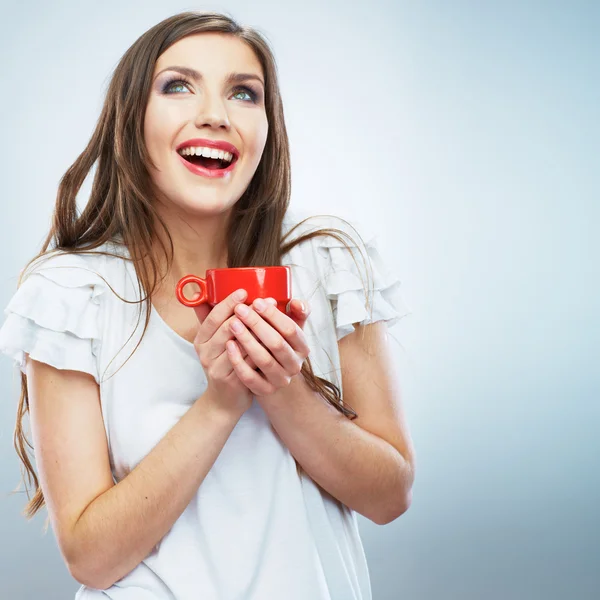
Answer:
[{"left": 176, "top": 275, "right": 208, "bottom": 307}]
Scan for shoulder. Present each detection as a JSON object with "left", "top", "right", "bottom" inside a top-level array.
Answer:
[
  {"left": 20, "top": 239, "right": 128, "bottom": 292},
  {"left": 10, "top": 239, "right": 130, "bottom": 342},
  {"left": 281, "top": 208, "right": 378, "bottom": 271},
  {"left": 12, "top": 239, "right": 130, "bottom": 319},
  {"left": 281, "top": 208, "right": 379, "bottom": 274},
  {"left": 0, "top": 241, "right": 127, "bottom": 383},
  {"left": 282, "top": 208, "right": 411, "bottom": 341},
  {"left": 282, "top": 208, "right": 375, "bottom": 243}
]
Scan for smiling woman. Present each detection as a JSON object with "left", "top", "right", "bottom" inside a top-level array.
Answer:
[{"left": 0, "top": 9, "right": 414, "bottom": 600}]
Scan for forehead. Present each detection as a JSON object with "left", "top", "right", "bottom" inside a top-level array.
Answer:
[{"left": 153, "top": 33, "right": 263, "bottom": 77}]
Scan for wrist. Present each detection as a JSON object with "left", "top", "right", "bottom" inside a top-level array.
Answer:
[{"left": 197, "top": 390, "right": 246, "bottom": 426}]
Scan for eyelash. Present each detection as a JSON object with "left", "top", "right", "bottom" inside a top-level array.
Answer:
[{"left": 161, "top": 76, "right": 259, "bottom": 103}]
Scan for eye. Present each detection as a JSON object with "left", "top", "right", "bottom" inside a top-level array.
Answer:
[
  {"left": 162, "top": 78, "right": 260, "bottom": 103},
  {"left": 232, "top": 85, "right": 259, "bottom": 103},
  {"left": 162, "top": 77, "right": 193, "bottom": 94}
]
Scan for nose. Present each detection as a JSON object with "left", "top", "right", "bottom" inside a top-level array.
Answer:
[{"left": 193, "top": 91, "right": 231, "bottom": 129}]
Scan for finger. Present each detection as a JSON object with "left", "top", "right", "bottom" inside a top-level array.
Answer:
[
  {"left": 229, "top": 316, "right": 294, "bottom": 387},
  {"left": 290, "top": 298, "right": 310, "bottom": 317},
  {"left": 195, "top": 305, "right": 258, "bottom": 369},
  {"left": 211, "top": 344, "right": 257, "bottom": 378},
  {"left": 246, "top": 299, "right": 311, "bottom": 356},
  {"left": 235, "top": 343, "right": 258, "bottom": 370},
  {"left": 264, "top": 298, "right": 306, "bottom": 329},
  {"left": 203, "top": 314, "right": 263, "bottom": 362},
  {"left": 226, "top": 340, "right": 277, "bottom": 396},
  {"left": 194, "top": 288, "right": 248, "bottom": 344},
  {"left": 232, "top": 305, "right": 305, "bottom": 376},
  {"left": 241, "top": 345, "right": 258, "bottom": 369},
  {"left": 286, "top": 298, "right": 311, "bottom": 330}
]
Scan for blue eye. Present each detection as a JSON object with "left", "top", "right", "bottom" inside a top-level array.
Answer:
[
  {"left": 232, "top": 86, "right": 258, "bottom": 102},
  {"left": 161, "top": 77, "right": 259, "bottom": 103},
  {"left": 162, "top": 77, "right": 192, "bottom": 94}
]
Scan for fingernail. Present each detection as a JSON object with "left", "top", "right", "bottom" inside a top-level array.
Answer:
[
  {"left": 254, "top": 298, "right": 267, "bottom": 312},
  {"left": 236, "top": 303, "right": 249, "bottom": 317},
  {"left": 231, "top": 319, "right": 244, "bottom": 333},
  {"left": 298, "top": 301, "right": 306, "bottom": 313},
  {"left": 233, "top": 289, "right": 247, "bottom": 301}
]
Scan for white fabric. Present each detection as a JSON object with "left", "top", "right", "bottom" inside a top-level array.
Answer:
[{"left": 0, "top": 209, "right": 411, "bottom": 600}]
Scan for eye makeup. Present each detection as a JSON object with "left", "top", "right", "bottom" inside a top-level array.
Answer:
[{"left": 159, "top": 75, "right": 261, "bottom": 103}]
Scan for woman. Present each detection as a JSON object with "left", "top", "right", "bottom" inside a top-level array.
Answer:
[{"left": 0, "top": 10, "right": 416, "bottom": 600}]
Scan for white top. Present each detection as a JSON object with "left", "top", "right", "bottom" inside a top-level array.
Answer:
[{"left": 0, "top": 209, "right": 411, "bottom": 600}]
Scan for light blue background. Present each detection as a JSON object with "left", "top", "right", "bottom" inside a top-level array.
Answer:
[{"left": 0, "top": 1, "right": 598, "bottom": 598}]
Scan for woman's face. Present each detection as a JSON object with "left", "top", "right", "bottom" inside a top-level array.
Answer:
[{"left": 144, "top": 33, "right": 268, "bottom": 217}]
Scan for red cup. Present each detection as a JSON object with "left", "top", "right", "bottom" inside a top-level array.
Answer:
[{"left": 176, "top": 266, "right": 292, "bottom": 313}]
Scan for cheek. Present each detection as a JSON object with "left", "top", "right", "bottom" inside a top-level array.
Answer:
[
  {"left": 243, "top": 117, "right": 269, "bottom": 165},
  {"left": 143, "top": 109, "right": 164, "bottom": 163},
  {"left": 256, "top": 117, "right": 269, "bottom": 151},
  {"left": 143, "top": 100, "right": 183, "bottom": 156}
]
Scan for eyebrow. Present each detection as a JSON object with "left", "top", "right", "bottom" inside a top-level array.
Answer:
[{"left": 154, "top": 66, "right": 265, "bottom": 88}]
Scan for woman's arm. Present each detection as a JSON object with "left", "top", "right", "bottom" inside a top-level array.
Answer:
[
  {"left": 26, "top": 357, "right": 242, "bottom": 591},
  {"left": 255, "top": 321, "right": 416, "bottom": 525},
  {"left": 257, "top": 375, "right": 413, "bottom": 525},
  {"left": 72, "top": 391, "right": 239, "bottom": 588}
]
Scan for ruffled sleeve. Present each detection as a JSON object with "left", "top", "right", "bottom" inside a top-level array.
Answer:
[
  {"left": 0, "top": 250, "right": 107, "bottom": 383},
  {"left": 313, "top": 216, "right": 412, "bottom": 341}
]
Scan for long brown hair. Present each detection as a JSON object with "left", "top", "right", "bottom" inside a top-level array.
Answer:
[{"left": 10, "top": 11, "right": 376, "bottom": 527}]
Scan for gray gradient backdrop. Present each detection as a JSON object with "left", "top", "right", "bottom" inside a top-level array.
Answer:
[{"left": 0, "top": 1, "right": 598, "bottom": 598}]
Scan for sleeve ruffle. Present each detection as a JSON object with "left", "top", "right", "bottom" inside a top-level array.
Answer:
[
  {"left": 314, "top": 218, "right": 412, "bottom": 341},
  {"left": 0, "top": 252, "right": 107, "bottom": 383}
]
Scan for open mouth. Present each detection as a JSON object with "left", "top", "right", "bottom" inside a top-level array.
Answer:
[{"left": 179, "top": 153, "right": 236, "bottom": 171}]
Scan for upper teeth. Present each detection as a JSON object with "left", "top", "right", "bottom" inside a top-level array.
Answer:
[{"left": 178, "top": 146, "right": 235, "bottom": 162}]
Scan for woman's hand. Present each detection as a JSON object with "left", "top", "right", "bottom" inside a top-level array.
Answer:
[
  {"left": 192, "top": 289, "right": 260, "bottom": 418},
  {"left": 226, "top": 297, "right": 311, "bottom": 397}
]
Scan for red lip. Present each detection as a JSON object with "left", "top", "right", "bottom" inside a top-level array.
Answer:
[
  {"left": 176, "top": 138, "right": 239, "bottom": 159},
  {"left": 176, "top": 151, "right": 237, "bottom": 179}
]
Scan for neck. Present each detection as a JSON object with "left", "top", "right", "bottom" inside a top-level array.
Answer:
[{"left": 148, "top": 203, "right": 233, "bottom": 294}]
